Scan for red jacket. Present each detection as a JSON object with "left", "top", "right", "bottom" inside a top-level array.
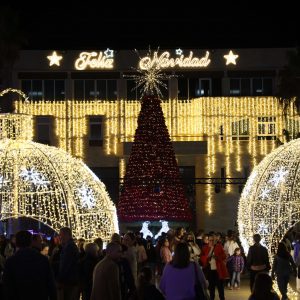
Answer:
[{"left": 200, "top": 243, "right": 229, "bottom": 280}]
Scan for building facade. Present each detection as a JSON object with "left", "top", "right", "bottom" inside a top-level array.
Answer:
[{"left": 5, "top": 47, "right": 300, "bottom": 231}]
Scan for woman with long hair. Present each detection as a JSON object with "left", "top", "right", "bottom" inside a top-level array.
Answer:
[{"left": 159, "top": 242, "right": 207, "bottom": 300}]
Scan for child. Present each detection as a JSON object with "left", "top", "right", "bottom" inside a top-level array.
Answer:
[{"left": 228, "top": 247, "right": 244, "bottom": 289}]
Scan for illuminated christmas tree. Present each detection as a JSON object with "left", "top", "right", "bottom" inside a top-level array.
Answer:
[{"left": 117, "top": 65, "right": 192, "bottom": 222}]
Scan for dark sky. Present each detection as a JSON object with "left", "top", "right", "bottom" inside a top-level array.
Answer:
[{"left": 10, "top": 1, "right": 300, "bottom": 50}]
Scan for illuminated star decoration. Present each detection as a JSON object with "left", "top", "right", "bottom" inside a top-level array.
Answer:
[
  {"left": 176, "top": 48, "right": 183, "bottom": 55},
  {"left": 259, "top": 187, "right": 270, "bottom": 200},
  {"left": 78, "top": 184, "right": 96, "bottom": 209},
  {"left": 19, "top": 167, "right": 49, "bottom": 187},
  {"left": 104, "top": 48, "right": 114, "bottom": 58},
  {"left": 127, "top": 49, "right": 171, "bottom": 98},
  {"left": 224, "top": 50, "right": 239, "bottom": 65},
  {"left": 47, "top": 51, "right": 63, "bottom": 66},
  {"left": 268, "top": 167, "right": 288, "bottom": 187}
]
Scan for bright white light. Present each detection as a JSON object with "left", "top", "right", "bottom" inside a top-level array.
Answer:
[
  {"left": 258, "top": 222, "right": 269, "bottom": 235},
  {"left": 259, "top": 187, "right": 270, "bottom": 200},
  {"left": 104, "top": 48, "right": 114, "bottom": 58},
  {"left": 78, "top": 184, "right": 96, "bottom": 209},
  {"left": 268, "top": 167, "right": 288, "bottom": 187},
  {"left": 47, "top": 51, "right": 63, "bottom": 66},
  {"left": 19, "top": 167, "right": 49, "bottom": 187},
  {"left": 175, "top": 48, "right": 183, "bottom": 55},
  {"left": 140, "top": 221, "right": 153, "bottom": 238},
  {"left": 154, "top": 220, "right": 170, "bottom": 240}
]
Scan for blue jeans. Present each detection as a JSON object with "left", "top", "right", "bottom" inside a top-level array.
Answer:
[{"left": 231, "top": 271, "right": 241, "bottom": 287}]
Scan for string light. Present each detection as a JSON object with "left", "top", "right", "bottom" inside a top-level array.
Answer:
[
  {"left": 0, "top": 113, "right": 119, "bottom": 242},
  {"left": 238, "top": 138, "right": 300, "bottom": 257},
  {"left": 15, "top": 97, "right": 298, "bottom": 217}
]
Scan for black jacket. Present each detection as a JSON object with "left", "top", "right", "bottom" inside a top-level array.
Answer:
[{"left": 3, "top": 247, "right": 57, "bottom": 300}]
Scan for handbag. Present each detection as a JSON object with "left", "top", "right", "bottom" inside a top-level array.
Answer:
[{"left": 193, "top": 262, "right": 210, "bottom": 300}]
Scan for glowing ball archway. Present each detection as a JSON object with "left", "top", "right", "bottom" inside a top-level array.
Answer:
[
  {"left": 0, "top": 139, "right": 119, "bottom": 242},
  {"left": 238, "top": 138, "right": 300, "bottom": 256}
]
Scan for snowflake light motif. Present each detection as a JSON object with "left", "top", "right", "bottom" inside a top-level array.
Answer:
[
  {"left": 259, "top": 187, "right": 270, "bottom": 200},
  {"left": 268, "top": 167, "right": 288, "bottom": 187},
  {"left": 78, "top": 185, "right": 96, "bottom": 209},
  {"left": 19, "top": 167, "right": 49, "bottom": 187},
  {"left": 258, "top": 222, "right": 269, "bottom": 235}
]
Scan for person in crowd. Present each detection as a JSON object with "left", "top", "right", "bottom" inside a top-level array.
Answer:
[
  {"left": 0, "top": 235, "right": 7, "bottom": 257},
  {"left": 246, "top": 233, "right": 271, "bottom": 291},
  {"left": 136, "top": 266, "right": 164, "bottom": 300},
  {"left": 77, "top": 238, "right": 85, "bottom": 259},
  {"left": 91, "top": 242, "right": 122, "bottom": 300},
  {"left": 31, "top": 233, "right": 43, "bottom": 252},
  {"left": 293, "top": 233, "right": 300, "bottom": 262},
  {"left": 160, "top": 237, "right": 172, "bottom": 271},
  {"left": 2, "top": 230, "right": 57, "bottom": 300},
  {"left": 173, "top": 227, "right": 185, "bottom": 249},
  {"left": 4, "top": 234, "right": 16, "bottom": 258},
  {"left": 159, "top": 242, "right": 207, "bottom": 300},
  {"left": 41, "top": 242, "right": 50, "bottom": 257},
  {"left": 200, "top": 233, "right": 228, "bottom": 300},
  {"left": 50, "top": 238, "right": 62, "bottom": 280},
  {"left": 186, "top": 231, "right": 201, "bottom": 263},
  {"left": 49, "top": 234, "right": 60, "bottom": 257},
  {"left": 136, "top": 237, "right": 148, "bottom": 272},
  {"left": 57, "top": 227, "right": 80, "bottom": 300},
  {"left": 271, "top": 242, "right": 296, "bottom": 300},
  {"left": 123, "top": 232, "right": 138, "bottom": 285},
  {"left": 94, "top": 237, "right": 105, "bottom": 260},
  {"left": 195, "top": 229, "right": 205, "bottom": 248},
  {"left": 224, "top": 233, "right": 239, "bottom": 288},
  {"left": 119, "top": 242, "right": 136, "bottom": 300},
  {"left": 248, "top": 272, "right": 280, "bottom": 300},
  {"left": 145, "top": 235, "right": 156, "bottom": 276},
  {"left": 227, "top": 247, "right": 244, "bottom": 289},
  {"left": 79, "top": 243, "right": 99, "bottom": 300}
]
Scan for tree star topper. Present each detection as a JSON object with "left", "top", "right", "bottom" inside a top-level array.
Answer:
[
  {"left": 128, "top": 49, "right": 171, "bottom": 98},
  {"left": 47, "top": 51, "right": 63, "bottom": 67},
  {"left": 224, "top": 50, "right": 239, "bottom": 65}
]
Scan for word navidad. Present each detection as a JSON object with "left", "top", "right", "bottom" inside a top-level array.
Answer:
[
  {"left": 75, "top": 51, "right": 114, "bottom": 70},
  {"left": 139, "top": 51, "right": 211, "bottom": 70}
]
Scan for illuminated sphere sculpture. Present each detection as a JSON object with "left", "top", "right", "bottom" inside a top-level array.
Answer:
[
  {"left": 238, "top": 138, "right": 300, "bottom": 256},
  {"left": 0, "top": 114, "right": 118, "bottom": 242}
]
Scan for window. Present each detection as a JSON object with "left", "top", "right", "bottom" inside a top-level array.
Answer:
[
  {"left": 231, "top": 119, "right": 249, "bottom": 140},
  {"left": 126, "top": 80, "right": 138, "bottom": 100},
  {"left": 36, "top": 116, "right": 51, "bottom": 145},
  {"left": 178, "top": 78, "right": 211, "bottom": 100},
  {"left": 229, "top": 78, "right": 273, "bottom": 96},
  {"left": 189, "top": 78, "right": 211, "bottom": 98},
  {"left": 89, "top": 116, "right": 103, "bottom": 146},
  {"left": 257, "top": 117, "right": 276, "bottom": 140},
  {"left": 74, "top": 80, "right": 117, "bottom": 100},
  {"left": 177, "top": 78, "right": 188, "bottom": 100},
  {"left": 21, "top": 80, "right": 65, "bottom": 101}
]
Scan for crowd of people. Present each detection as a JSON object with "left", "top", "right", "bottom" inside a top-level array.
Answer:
[{"left": 0, "top": 226, "right": 299, "bottom": 300}]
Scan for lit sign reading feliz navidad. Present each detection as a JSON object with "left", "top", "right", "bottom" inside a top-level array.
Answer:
[
  {"left": 74, "top": 48, "right": 114, "bottom": 70},
  {"left": 139, "top": 50, "right": 211, "bottom": 70}
]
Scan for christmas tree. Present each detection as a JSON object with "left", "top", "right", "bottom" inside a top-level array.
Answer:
[{"left": 117, "top": 84, "right": 192, "bottom": 222}]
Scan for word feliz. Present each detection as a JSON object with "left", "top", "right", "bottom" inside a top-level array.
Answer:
[
  {"left": 139, "top": 51, "right": 211, "bottom": 70},
  {"left": 74, "top": 51, "right": 114, "bottom": 70}
]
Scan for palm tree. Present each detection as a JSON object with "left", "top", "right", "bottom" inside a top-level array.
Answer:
[{"left": 0, "top": 5, "right": 27, "bottom": 112}]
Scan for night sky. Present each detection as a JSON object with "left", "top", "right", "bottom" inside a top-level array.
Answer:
[{"left": 7, "top": 1, "right": 300, "bottom": 50}]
